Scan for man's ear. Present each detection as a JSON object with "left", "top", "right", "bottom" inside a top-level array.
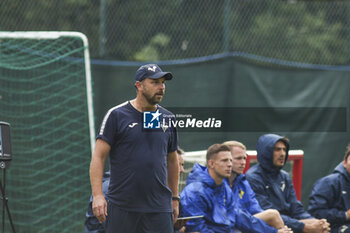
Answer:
[
  {"left": 135, "top": 81, "right": 142, "bottom": 90},
  {"left": 207, "top": 159, "right": 214, "bottom": 169}
]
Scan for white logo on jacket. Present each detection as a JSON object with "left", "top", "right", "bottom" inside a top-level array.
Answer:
[
  {"left": 281, "top": 181, "right": 286, "bottom": 192},
  {"left": 128, "top": 123, "right": 138, "bottom": 128}
]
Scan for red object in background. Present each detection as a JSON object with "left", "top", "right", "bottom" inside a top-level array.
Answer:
[{"left": 243, "top": 150, "right": 304, "bottom": 201}]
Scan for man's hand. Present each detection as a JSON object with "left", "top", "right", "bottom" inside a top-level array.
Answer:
[
  {"left": 277, "top": 225, "right": 293, "bottom": 233},
  {"left": 319, "top": 219, "right": 330, "bottom": 233},
  {"left": 90, "top": 139, "right": 110, "bottom": 223},
  {"left": 92, "top": 194, "right": 107, "bottom": 223},
  {"left": 301, "top": 219, "right": 330, "bottom": 233},
  {"left": 172, "top": 199, "right": 179, "bottom": 223}
]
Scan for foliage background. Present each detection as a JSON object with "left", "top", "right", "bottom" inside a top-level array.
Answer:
[{"left": 1, "top": 0, "right": 350, "bottom": 65}]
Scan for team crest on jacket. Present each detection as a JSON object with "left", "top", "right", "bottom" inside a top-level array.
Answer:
[
  {"left": 281, "top": 181, "right": 286, "bottom": 192},
  {"left": 161, "top": 123, "right": 168, "bottom": 132},
  {"left": 239, "top": 189, "right": 245, "bottom": 199}
]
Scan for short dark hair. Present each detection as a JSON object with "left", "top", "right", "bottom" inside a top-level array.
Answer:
[
  {"left": 344, "top": 144, "right": 350, "bottom": 161},
  {"left": 177, "top": 147, "right": 184, "bottom": 155},
  {"left": 277, "top": 137, "right": 289, "bottom": 147},
  {"left": 206, "top": 144, "right": 231, "bottom": 163}
]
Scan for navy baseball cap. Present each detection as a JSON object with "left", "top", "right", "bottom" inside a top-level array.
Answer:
[{"left": 135, "top": 64, "right": 173, "bottom": 82}]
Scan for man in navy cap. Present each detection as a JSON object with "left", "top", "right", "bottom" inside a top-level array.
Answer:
[{"left": 89, "top": 64, "right": 179, "bottom": 233}]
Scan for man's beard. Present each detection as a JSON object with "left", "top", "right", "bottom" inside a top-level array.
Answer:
[{"left": 142, "top": 91, "right": 163, "bottom": 105}]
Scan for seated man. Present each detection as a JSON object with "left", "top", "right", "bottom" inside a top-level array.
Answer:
[
  {"left": 223, "top": 140, "right": 285, "bottom": 229},
  {"left": 245, "top": 134, "right": 330, "bottom": 233},
  {"left": 180, "top": 143, "right": 292, "bottom": 233},
  {"left": 308, "top": 143, "right": 350, "bottom": 233}
]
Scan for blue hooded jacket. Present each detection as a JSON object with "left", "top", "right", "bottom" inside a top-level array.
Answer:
[
  {"left": 308, "top": 162, "right": 350, "bottom": 232},
  {"left": 230, "top": 174, "right": 263, "bottom": 215},
  {"left": 246, "top": 134, "right": 312, "bottom": 233},
  {"left": 180, "top": 163, "right": 277, "bottom": 233}
]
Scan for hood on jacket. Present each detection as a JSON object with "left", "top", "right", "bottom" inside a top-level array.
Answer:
[
  {"left": 334, "top": 162, "right": 350, "bottom": 182},
  {"left": 186, "top": 163, "right": 217, "bottom": 188},
  {"left": 256, "top": 134, "right": 289, "bottom": 173}
]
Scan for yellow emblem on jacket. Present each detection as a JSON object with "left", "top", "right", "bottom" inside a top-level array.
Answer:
[{"left": 239, "top": 189, "right": 244, "bottom": 199}]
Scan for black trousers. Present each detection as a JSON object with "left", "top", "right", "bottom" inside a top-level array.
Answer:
[{"left": 105, "top": 202, "right": 174, "bottom": 233}]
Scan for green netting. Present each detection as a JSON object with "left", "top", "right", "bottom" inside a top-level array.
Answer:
[{"left": 0, "top": 32, "right": 94, "bottom": 233}]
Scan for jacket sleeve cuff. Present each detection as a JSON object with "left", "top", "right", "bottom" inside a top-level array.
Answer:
[
  {"left": 282, "top": 215, "right": 305, "bottom": 233},
  {"left": 295, "top": 221, "right": 305, "bottom": 233}
]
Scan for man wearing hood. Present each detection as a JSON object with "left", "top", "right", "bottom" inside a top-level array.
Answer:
[
  {"left": 245, "top": 134, "right": 330, "bottom": 233},
  {"left": 223, "top": 140, "right": 286, "bottom": 229},
  {"left": 308, "top": 144, "right": 350, "bottom": 233},
  {"left": 180, "top": 143, "right": 292, "bottom": 233}
]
